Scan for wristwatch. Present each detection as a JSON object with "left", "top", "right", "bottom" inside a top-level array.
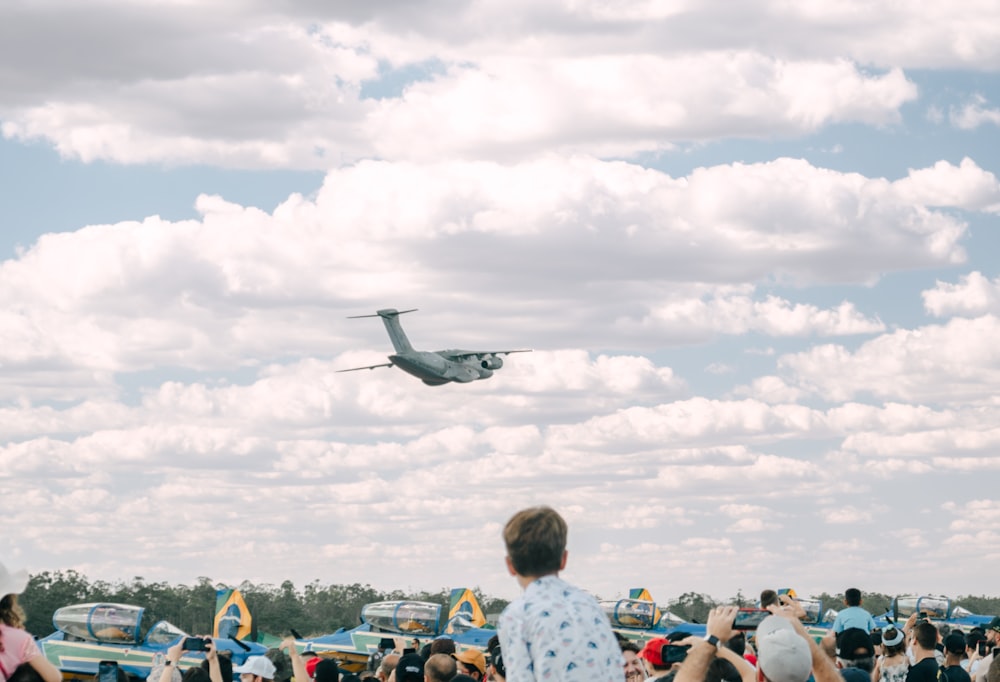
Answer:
[{"left": 703, "top": 634, "right": 721, "bottom": 648}]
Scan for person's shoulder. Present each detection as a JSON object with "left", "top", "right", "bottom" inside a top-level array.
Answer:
[
  {"left": 943, "top": 665, "right": 972, "bottom": 682},
  {"left": 0, "top": 624, "right": 30, "bottom": 642}
]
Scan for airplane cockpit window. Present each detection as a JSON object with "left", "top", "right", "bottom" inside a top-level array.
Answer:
[
  {"left": 146, "top": 620, "right": 188, "bottom": 646},
  {"left": 53, "top": 603, "right": 144, "bottom": 644},
  {"left": 362, "top": 601, "right": 441, "bottom": 636},
  {"left": 600, "top": 600, "right": 657, "bottom": 629}
]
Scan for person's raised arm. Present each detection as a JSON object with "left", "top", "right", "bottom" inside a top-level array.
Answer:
[
  {"left": 205, "top": 638, "right": 224, "bottom": 682},
  {"left": 280, "top": 636, "right": 310, "bottom": 682},
  {"left": 675, "top": 606, "right": 739, "bottom": 682},
  {"left": 777, "top": 594, "right": 807, "bottom": 621},
  {"left": 159, "top": 641, "right": 184, "bottom": 682}
]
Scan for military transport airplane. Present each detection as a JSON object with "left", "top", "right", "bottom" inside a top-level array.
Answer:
[{"left": 337, "top": 308, "right": 530, "bottom": 386}]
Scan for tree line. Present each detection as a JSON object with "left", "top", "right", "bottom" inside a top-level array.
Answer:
[
  {"left": 19, "top": 571, "right": 512, "bottom": 639},
  {"left": 19, "top": 571, "right": 1000, "bottom": 640}
]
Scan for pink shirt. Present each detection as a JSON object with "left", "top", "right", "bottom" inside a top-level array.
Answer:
[{"left": 0, "top": 624, "right": 41, "bottom": 679}]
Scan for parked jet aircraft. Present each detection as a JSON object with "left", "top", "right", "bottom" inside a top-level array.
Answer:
[
  {"left": 337, "top": 309, "right": 530, "bottom": 385},
  {"left": 600, "top": 587, "right": 705, "bottom": 646},
  {"left": 874, "top": 594, "right": 993, "bottom": 630},
  {"left": 39, "top": 600, "right": 265, "bottom": 680},
  {"left": 293, "top": 587, "right": 495, "bottom": 673}
]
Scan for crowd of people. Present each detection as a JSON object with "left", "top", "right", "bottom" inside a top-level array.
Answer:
[{"left": 3, "top": 506, "right": 1000, "bottom": 682}]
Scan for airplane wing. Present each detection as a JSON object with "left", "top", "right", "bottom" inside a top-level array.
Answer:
[
  {"left": 442, "top": 349, "right": 532, "bottom": 360},
  {"left": 335, "top": 362, "right": 394, "bottom": 373}
]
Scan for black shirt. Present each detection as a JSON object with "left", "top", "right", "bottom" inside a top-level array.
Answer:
[
  {"left": 940, "top": 665, "right": 971, "bottom": 682},
  {"left": 905, "top": 658, "right": 939, "bottom": 682}
]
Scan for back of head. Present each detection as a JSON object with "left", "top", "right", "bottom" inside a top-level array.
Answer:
[
  {"left": 503, "top": 506, "right": 567, "bottom": 576},
  {"left": 756, "top": 616, "right": 813, "bottom": 682},
  {"left": 425, "top": 653, "right": 457, "bottom": 682},
  {"left": 395, "top": 653, "right": 425, "bottom": 682},
  {"left": 760, "top": 590, "right": 779, "bottom": 609},
  {"left": 844, "top": 588, "right": 862, "bottom": 607},
  {"left": 881, "top": 627, "right": 905, "bottom": 655},
  {"left": 314, "top": 659, "right": 340, "bottom": 682},
  {"left": 490, "top": 642, "right": 506, "bottom": 680},
  {"left": 202, "top": 654, "right": 233, "bottom": 682},
  {"left": 726, "top": 632, "right": 746, "bottom": 657},
  {"left": 266, "top": 649, "right": 293, "bottom": 682},
  {"left": 377, "top": 653, "right": 399, "bottom": 680},
  {"left": 182, "top": 668, "right": 211, "bottom": 682},
  {"left": 968, "top": 632, "right": 987, "bottom": 652},
  {"left": 430, "top": 638, "right": 456, "bottom": 656},
  {"left": 0, "top": 594, "right": 26, "bottom": 628},
  {"left": 913, "top": 622, "right": 938, "bottom": 651},
  {"left": 944, "top": 633, "right": 966, "bottom": 656},
  {"left": 836, "top": 628, "right": 875, "bottom": 665},
  {"left": 9, "top": 664, "right": 43, "bottom": 682},
  {"left": 706, "top": 658, "right": 742, "bottom": 682}
]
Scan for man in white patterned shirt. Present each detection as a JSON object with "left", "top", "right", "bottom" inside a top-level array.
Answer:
[{"left": 497, "top": 506, "right": 624, "bottom": 682}]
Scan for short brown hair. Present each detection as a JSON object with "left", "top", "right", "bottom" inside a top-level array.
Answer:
[
  {"left": 503, "top": 506, "right": 567, "bottom": 577},
  {"left": 913, "top": 622, "right": 938, "bottom": 650}
]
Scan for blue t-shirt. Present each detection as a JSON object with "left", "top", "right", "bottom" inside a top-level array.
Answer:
[{"left": 833, "top": 605, "right": 876, "bottom": 633}]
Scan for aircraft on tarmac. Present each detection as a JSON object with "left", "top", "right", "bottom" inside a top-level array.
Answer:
[
  {"left": 38, "top": 596, "right": 266, "bottom": 681},
  {"left": 874, "top": 594, "right": 993, "bottom": 631},
  {"left": 600, "top": 587, "right": 706, "bottom": 645},
  {"left": 336, "top": 308, "right": 531, "bottom": 386},
  {"left": 301, "top": 587, "right": 496, "bottom": 673}
]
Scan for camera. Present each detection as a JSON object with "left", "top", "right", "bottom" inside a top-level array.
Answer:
[{"left": 183, "top": 637, "right": 208, "bottom": 651}]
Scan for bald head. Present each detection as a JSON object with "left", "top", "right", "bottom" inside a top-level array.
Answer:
[
  {"left": 378, "top": 653, "right": 400, "bottom": 682},
  {"left": 424, "top": 654, "right": 457, "bottom": 682}
]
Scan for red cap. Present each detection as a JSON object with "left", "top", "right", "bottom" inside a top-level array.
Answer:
[
  {"left": 640, "top": 637, "right": 670, "bottom": 667},
  {"left": 305, "top": 657, "right": 321, "bottom": 678}
]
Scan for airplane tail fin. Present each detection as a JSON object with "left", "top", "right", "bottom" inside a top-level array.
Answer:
[
  {"left": 214, "top": 588, "right": 253, "bottom": 641},
  {"left": 348, "top": 308, "right": 417, "bottom": 353},
  {"left": 444, "top": 588, "right": 487, "bottom": 633},
  {"left": 629, "top": 587, "right": 663, "bottom": 626}
]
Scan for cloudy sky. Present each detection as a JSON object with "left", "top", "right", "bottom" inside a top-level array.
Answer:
[{"left": 2, "top": 1, "right": 1000, "bottom": 612}]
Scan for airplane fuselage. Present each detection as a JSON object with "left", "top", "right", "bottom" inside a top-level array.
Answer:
[{"left": 389, "top": 351, "right": 493, "bottom": 385}]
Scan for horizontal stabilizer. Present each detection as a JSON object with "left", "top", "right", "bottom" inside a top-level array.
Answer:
[{"left": 347, "top": 308, "right": 418, "bottom": 319}]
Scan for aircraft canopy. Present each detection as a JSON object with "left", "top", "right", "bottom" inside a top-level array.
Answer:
[
  {"left": 893, "top": 595, "right": 951, "bottom": 620},
  {"left": 53, "top": 603, "right": 144, "bottom": 644},
  {"left": 796, "top": 597, "right": 824, "bottom": 624},
  {"left": 600, "top": 599, "right": 658, "bottom": 629},
  {"left": 361, "top": 601, "right": 441, "bottom": 635}
]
